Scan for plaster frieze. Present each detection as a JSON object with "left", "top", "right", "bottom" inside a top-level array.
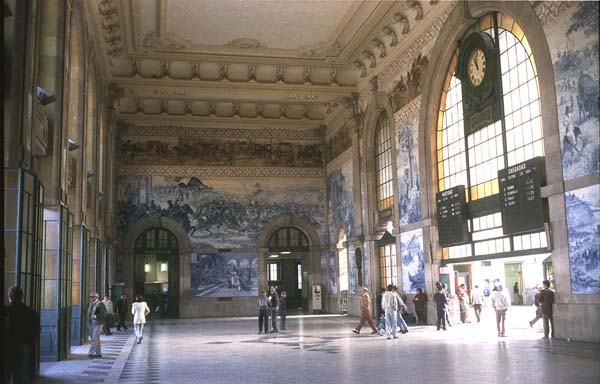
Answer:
[
  {"left": 326, "top": 146, "right": 354, "bottom": 175},
  {"left": 97, "top": 0, "right": 124, "bottom": 58},
  {"left": 326, "top": 105, "right": 354, "bottom": 141},
  {"left": 378, "top": 2, "right": 455, "bottom": 95},
  {"left": 117, "top": 114, "right": 323, "bottom": 131},
  {"left": 393, "top": 97, "right": 422, "bottom": 127},
  {"left": 118, "top": 165, "right": 324, "bottom": 179},
  {"left": 120, "top": 124, "right": 322, "bottom": 143}
]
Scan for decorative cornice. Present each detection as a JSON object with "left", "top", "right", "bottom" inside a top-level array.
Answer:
[
  {"left": 98, "top": 0, "right": 124, "bottom": 58},
  {"left": 326, "top": 105, "right": 354, "bottom": 140},
  {"left": 378, "top": 2, "right": 455, "bottom": 94},
  {"left": 121, "top": 124, "right": 322, "bottom": 143},
  {"left": 393, "top": 97, "right": 421, "bottom": 127},
  {"left": 118, "top": 165, "right": 324, "bottom": 178},
  {"left": 326, "top": 147, "right": 354, "bottom": 174},
  {"left": 534, "top": 0, "right": 574, "bottom": 26}
]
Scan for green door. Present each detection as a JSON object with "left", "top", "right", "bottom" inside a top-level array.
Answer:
[{"left": 134, "top": 228, "right": 179, "bottom": 318}]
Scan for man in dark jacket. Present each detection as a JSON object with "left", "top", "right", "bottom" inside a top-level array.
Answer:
[
  {"left": 88, "top": 292, "right": 107, "bottom": 358},
  {"left": 115, "top": 294, "right": 129, "bottom": 330},
  {"left": 269, "top": 286, "right": 279, "bottom": 333},
  {"left": 539, "top": 280, "right": 555, "bottom": 339},
  {"left": 5, "top": 286, "right": 40, "bottom": 384}
]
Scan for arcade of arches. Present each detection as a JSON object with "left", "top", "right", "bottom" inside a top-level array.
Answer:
[{"left": 3, "top": 0, "right": 599, "bottom": 371}]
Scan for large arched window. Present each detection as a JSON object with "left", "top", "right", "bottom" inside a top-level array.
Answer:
[
  {"left": 375, "top": 112, "right": 394, "bottom": 212},
  {"left": 437, "top": 13, "right": 548, "bottom": 260}
]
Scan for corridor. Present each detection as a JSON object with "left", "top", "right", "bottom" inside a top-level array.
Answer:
[{"left": 36, "top": 307, "right": 600, "bottom": 384}]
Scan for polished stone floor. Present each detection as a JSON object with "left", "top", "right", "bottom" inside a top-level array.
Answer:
[{"left": 36, "top": 306, "right": 600, "bottom": 384}]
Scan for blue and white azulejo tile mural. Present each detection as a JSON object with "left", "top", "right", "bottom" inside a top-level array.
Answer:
[
  {"left": 548, "top": 2, "right": 599, "bottom": 180},
  {"left": 565, "top": 184, "right": 600, "bottom": 294},
  {"left": 116, "top": 175, "right": 324, "bottom": 249},
  {"left": 327, "top": 161, "right": 355, "bottom": 243},
  {"left": 400, "top": 229, "right": 425, "bottom": 294},
  {"left": 191, "top": 253, "right": 258, "bottom": 297},
  {"left": 396, "top": 114, "right": 422, "bottom": 226}
]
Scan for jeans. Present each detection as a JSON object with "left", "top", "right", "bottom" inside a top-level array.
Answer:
[
  {"left": 88, "top": 323, "right": 103, "bottom": 356},
  {"left": 473, "top": 304, "right": 482, "bottom": 322},
  {"left": 396, "top": 311, "right": 408, "bottom": 331},
  {"left": 384, "top": 307, "right": 397, "bottom": 338},
  {"left": 134, "top": 323, "right": 145, "bottom": 339},
  {"left": 270, "top": 309, "right": 278, "bottom": 332},
  {"left": 436, "top": 309, "right": 447, "bottom": 330},
  {"left": 495, "top": 309, "right": 507, "bottom": 335},
  {"left": 258, "top": 310, "right": 269, "bottom": 333}
]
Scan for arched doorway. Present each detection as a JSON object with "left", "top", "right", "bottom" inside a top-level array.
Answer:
[
  {"left": 267, "top": 227, "right": 310, "bottom": 310},
  {"left": 134, "top": 228, "right": 179, "bottom": 318}
]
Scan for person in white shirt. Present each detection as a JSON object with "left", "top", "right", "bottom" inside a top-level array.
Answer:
[
  {"left": 470, "top": 285, "right": 485, "bottom": 323},
  {"left": 102, "top": 295, "right": 114, "bottom": 335},
  {"left": 381, "top": 285, "right": 398, "bottom": 340},
  {"left": 132, "top": 295, "right": 151, "bottom": 344},
  {"left": 491, "top": 285, "right": 511, "bottom": 337}
]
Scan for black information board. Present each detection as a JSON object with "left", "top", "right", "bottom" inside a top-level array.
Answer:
[
  {"left": 498, "top": 156, "right": 546, "bottom": 235},
  {"left": 436, "top": 185, "right": 470, "bottom": 247}
]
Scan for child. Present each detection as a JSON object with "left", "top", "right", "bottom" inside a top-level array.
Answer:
[{"left": 257, "top": 290, "right": 269, "bottom": 334}]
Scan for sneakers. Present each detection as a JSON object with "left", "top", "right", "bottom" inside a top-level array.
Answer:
[{"left": 352, "top": 329, "right": 360, "bottom": 334}]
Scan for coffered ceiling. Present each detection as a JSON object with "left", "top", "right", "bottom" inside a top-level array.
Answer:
[{"left": 88, "top": 0, "right": 447, "bottom": 130}]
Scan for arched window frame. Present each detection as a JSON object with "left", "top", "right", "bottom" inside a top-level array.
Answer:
[
  {"left": 436, "top": 12, "right": 550, "bottom": 261},
  {"left": 375, "top": 111, "right": 394, "bottom": 213}
]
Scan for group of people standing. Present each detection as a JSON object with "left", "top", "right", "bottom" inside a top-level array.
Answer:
[
  {"left": 87, "top": 292, "right": 151, "bottom": 359},
  {"left": 257, "top": 286, "right": 287, "bottom": 334}
]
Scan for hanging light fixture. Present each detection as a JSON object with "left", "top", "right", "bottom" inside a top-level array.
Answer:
[
  {"left": 161, "top": 262, "right": 168, "bottom": 272},
  {"left": 144, "top": 264, "right": 150, "bottom": 272}
]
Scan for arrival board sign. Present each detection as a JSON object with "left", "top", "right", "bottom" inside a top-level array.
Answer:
[
  {"left": 436, "top": 185, "right": 470, "bottom": 247},
  {"left": 498, "top": 156, "right": 546, "bottom": 235}
]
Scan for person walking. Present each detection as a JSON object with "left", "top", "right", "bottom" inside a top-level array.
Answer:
[
  {"left": 492, "top": 285, "right": 511, "bottom": 337},
  {"left": 513, "top": 282, "right": 522, "bottom": 305},
  {"left": 268, "top": 286, "right": 279, "bottom": 333},
  {"left": 278, "top": 291, "right": 288, "bottom": 331},
  {"left": 392, "top": 285, "right": 409, "bottom": 334},
  {"left": 470, "top": 285, "right": 484, "bottom": 323},
  {"left": 442, "top": 283, "right": 454, "bottom": 327},
  {"left": 4, "top": 286, "right": 40, "bottom": 384},
  {"left": 413, "top": 288, "right": 427, "bottom": 325},
  {"left": 539, "top": 280, "right": 555, "bottom": 339},
  {"left": 102, "top": 295, "right": 114, "bottom": 335},
  {"left": 257, "top": 290, "right": 270, "bottom": 334},
  {"left": 87, "top": 292, "right": 106, "bottom": 358},
  {"left": 457, "top": 284, "right": 470, "bottom": 323},
  {"left": 381, "top": 285, "right": 398, "bottom": 339},
  {"left": 529, "top": 286, "right": 543, "bottom": 328},
  {"left": 433, "top": 285, "right": 448, "bottom": 331},
  {"left": 352, "top": 287, "right": 378, "bottom": 335},
  {"left": 116, "top": 294, "right": 129, "bottom": 331},
  {"left": 132, "top": 295, "right": 151, "bottom": 344}
]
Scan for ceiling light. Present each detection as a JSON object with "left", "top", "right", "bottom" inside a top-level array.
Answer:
[
  {"left": 280, "top": 251, "right": 291, "bottom": 254},
  {"left": 161, "top": 263, "right": 168, "bottom": 272},
  {"left": 144, "top": 264, "right": 150, "bottom": 272},
  {"left": 269, "top": 254, "right": 279, "bottom": 258}
]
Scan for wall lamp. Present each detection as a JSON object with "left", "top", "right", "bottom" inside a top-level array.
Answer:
[
  {"left": 67, "top": 139, "right": 80, "bottom": 151},
  {"left": 36, "top": 86, "right": 56, "bottom": 105}
]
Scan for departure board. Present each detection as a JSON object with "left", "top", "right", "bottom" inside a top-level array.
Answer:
[
  {"left": 436, "top": 185, "right": 470, "bottom": 247},
  {"left": 498, "top": 156, "right": 546, "bottom": 235}
]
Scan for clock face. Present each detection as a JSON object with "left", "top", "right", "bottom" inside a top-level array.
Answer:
[{"left": 468, "top": 48, "right": 487, "bottom": 87}]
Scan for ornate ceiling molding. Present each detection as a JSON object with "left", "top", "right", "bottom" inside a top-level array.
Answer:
[
  {"left": 118, "top": 164, "right": 324, "bottom": 179},
  {"left": 120, "top": 124, "right": 322, "bottom": 143}
]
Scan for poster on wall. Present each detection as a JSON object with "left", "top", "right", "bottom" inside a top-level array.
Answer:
[
  {"left": 565, "top": 185, "right": 600, "bottom": 294},
  {"left": 400, "top": 229, "right": 425, "bottom": 293},
  {"left": 191, "top": 253, "right": 258, "bottom": 297}
]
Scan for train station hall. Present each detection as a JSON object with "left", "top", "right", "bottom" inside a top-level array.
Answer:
[{"left": 3, "top": 1, "right": 599, "bottom": 383}]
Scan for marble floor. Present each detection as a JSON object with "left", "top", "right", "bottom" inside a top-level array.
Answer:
[{"left": 36, "top": 306, "right": 600, "bottom": 384}]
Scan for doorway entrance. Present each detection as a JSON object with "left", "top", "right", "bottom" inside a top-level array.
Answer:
[
  {"left": 267, "top": 227, "right": 309, "bottom": 310},
  {"left": 504, "top": 262, "right": 523, "bottom": 305},
  {"left": 134, "top": 228, "right": 179, "bottom": 318}
]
